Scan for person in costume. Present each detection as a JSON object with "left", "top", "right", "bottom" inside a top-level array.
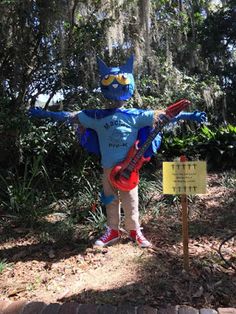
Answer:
[{"left": 29, "top": 55, "right": 207, "bottom": 248}]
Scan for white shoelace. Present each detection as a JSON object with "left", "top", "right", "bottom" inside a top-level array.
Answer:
[{"left": 101, "top": 228, "right": 112, "bottom": 241}]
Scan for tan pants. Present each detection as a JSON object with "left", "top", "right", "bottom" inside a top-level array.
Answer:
[{"left": 102, "top": 168, "right": 140, "bottom": 231}]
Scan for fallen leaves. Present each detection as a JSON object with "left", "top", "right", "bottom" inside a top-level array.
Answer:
[{"left": 0, "top": 172, "right": 235, "bottom": 307}]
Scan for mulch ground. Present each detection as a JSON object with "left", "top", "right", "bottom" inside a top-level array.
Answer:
[{"left": 0, "top": 172, "right": 235, "bottom": 309}]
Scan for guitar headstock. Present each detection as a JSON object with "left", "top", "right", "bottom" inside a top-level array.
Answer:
[{"left": 165, "top": 99, "right": 191, "bottom": 118}]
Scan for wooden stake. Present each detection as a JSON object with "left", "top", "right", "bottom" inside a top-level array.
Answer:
[{"left": 180, "top": 155, "right": 189, "bottom": 272}]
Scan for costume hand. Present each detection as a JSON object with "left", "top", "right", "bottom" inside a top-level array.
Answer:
[
  {"left": 172, "top": 110, "right": 207, "bottom": 123},
  {"left": 154, "top": 112, "right": 170, "bottom": 127},
  {"left": 159, "top": 113, "right": 171, "bottom": 122},
  {"left": 191, "top": 111, "right": 207, "bottom": 123}
]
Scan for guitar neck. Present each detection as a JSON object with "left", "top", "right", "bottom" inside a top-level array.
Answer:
[
  {"left": 127, "top": 118, "right": 168, "bottom": 171},
  {"left": 125, "top": 99, "right": 191, "bottom": 173}
]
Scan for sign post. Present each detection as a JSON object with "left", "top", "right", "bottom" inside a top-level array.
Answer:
[
  {"left": 180, "top": 155, "right": 189, "bottom": 272},
  {"left": 162, "top": 158, "right": 207, "bottom": 271}
]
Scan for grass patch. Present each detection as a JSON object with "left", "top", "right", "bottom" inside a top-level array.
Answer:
[{"left": 0, "top": 259, "right": 13, "bottom": 273}]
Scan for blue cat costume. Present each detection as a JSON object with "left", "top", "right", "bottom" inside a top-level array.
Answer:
[
  {"left": 29, "top": 55, "right": 207, "bottom": 158},
  {"left": 29, "top": 55, "right": 207, "bottom": 229}
]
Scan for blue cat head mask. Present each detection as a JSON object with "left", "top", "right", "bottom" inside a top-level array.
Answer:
[{"left": 97, "top": 55, "right": 135, "bottom": 101}]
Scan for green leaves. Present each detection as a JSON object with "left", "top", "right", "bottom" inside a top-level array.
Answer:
[
  {"left": 0, "top": 259, "right": 12, "bottom": 274},
  {"left": 0, "top": 154, "right": 57, "bottom": 225},
  {"left": 200, "top": 125, "right": 216, "bottom": 139},
  {"left": 162, "top": 124, "right": 236, "bottom": 170},
  {"left": 0, "top": 0, "right": 16, "bottom": 4}
]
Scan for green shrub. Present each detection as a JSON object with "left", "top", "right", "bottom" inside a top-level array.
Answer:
[
  {"left": 0, "top": 259, "right": 12, "bottom": 274},
  {"left": 161, "top": 124, "right": 236, "bottom": 170},
  {"left": 0, "top": 156, "right": 54, "bottom": 223}
]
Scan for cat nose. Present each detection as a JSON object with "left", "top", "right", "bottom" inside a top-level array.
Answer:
[{"left": 112, "top": 84, "right": 118, "bottom": 88}]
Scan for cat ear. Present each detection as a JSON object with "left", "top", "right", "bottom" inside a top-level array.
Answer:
[
  {"left": 97, "top": 56, "right": 109, "bottom": 77},
  {"left": 120, "top": 55, "right": 134, "bottom": 73}
]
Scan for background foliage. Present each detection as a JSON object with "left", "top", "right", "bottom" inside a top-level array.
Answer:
[{"left": 0, "top": 0, "right": 235, "bottom": 225}]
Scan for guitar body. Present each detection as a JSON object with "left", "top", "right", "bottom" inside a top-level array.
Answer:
[
  {"left": 109, "top": 164, "right": 139, "bottom": 191},
  {"left": 109, "top": 99, "right": 191, "bottom": 192},
  {"left": 109, "top": 141, "right": 150, "bottom": 191}
]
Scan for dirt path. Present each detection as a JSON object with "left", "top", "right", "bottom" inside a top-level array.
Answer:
[{"left": 0, "top": 173, "right": 235, "bottom": 308}]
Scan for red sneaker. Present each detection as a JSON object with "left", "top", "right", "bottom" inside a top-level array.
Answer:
[
  {"left": 129, "top": 229, "right": 152, "bottom": 248},
  {"left": 95, "top": 227, "right": 120, "bottom": 247}
]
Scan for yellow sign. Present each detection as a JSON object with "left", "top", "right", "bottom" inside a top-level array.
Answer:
[{"left": 163, "top": 161, "right": 207, "bottom": 195}]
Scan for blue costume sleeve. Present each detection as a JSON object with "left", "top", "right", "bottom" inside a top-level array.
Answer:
[{"left": 28, "top": 107, "right": 72, "bottom": 123}]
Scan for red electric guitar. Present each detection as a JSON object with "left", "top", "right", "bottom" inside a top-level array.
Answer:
[{"left": 109, "top": 99, "right": 191, "bottom": 191}]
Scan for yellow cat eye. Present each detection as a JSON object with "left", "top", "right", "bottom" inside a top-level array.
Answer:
[
  {"left": 101, "top": 75, "right": 115, "bottom": 86},
  {"left": 116, "top": 73, "right": 130, "bottom": 85}
]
